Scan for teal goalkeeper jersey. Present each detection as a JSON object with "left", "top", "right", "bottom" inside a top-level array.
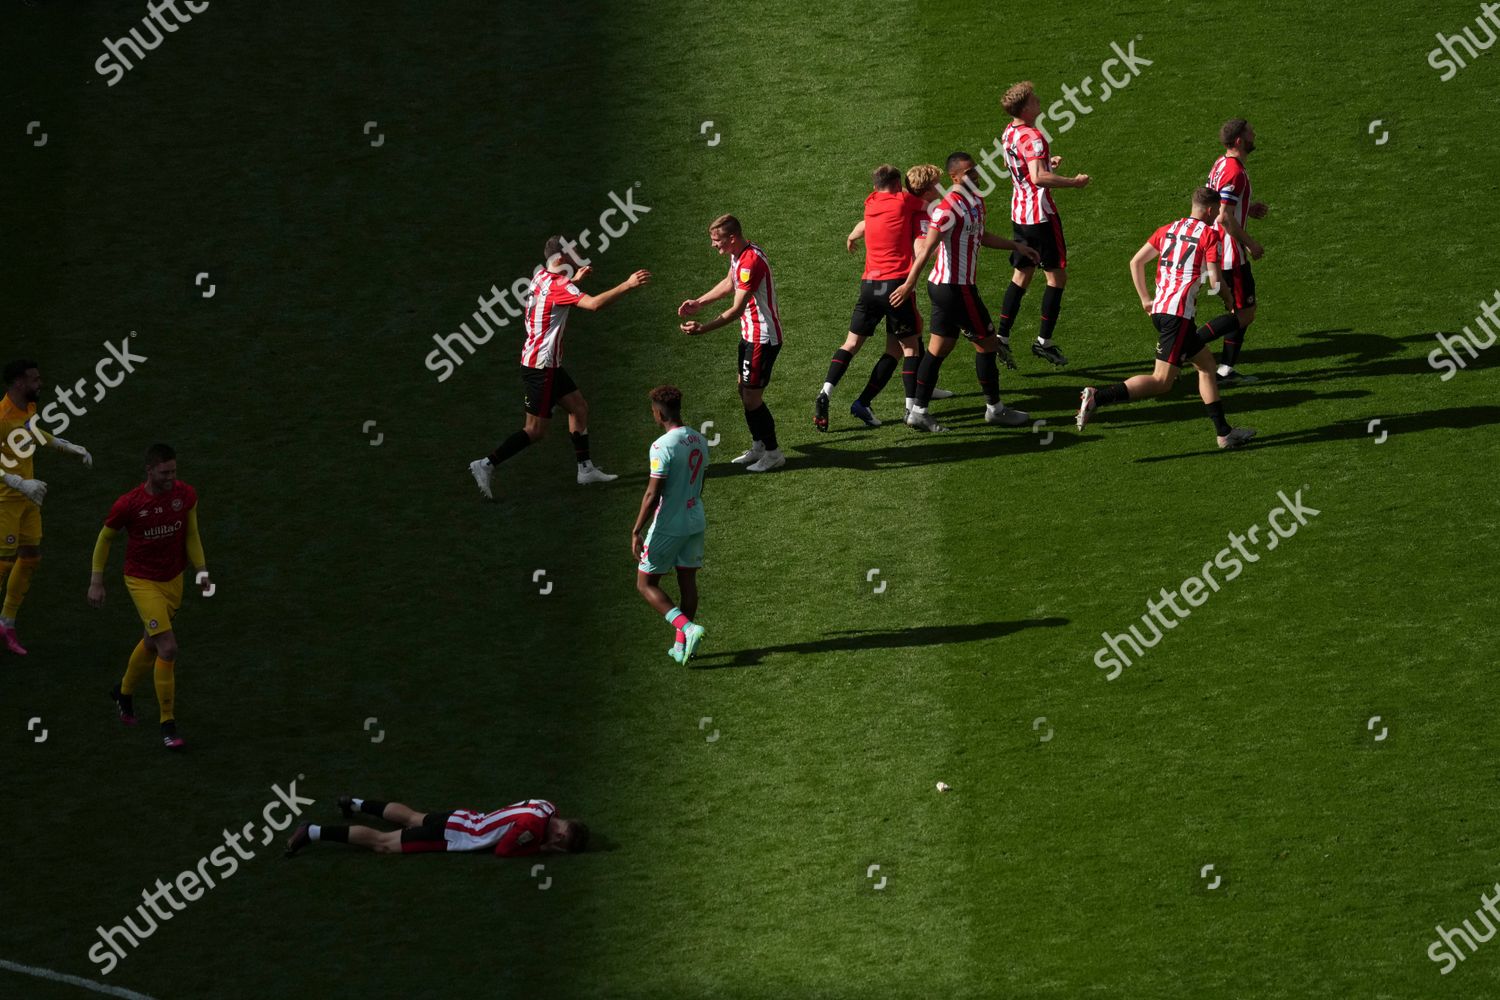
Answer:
[{"left": 648, "top": 425, "right": 709, "bottom": 535}]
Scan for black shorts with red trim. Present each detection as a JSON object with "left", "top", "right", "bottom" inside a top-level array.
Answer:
[
  {"left": 1011, "top": 215, "right": 1067, "bottom": 271},
  {"left": 849, "top": 279, "right": 920, "bottom": 339},
  {"left": 399, "top": 811, "right": 454, "bottom": 854},
  {"left": 1223, "top": 262, "right": 1256, "bottom": 310},
  {"left": 521, "top": 365, "right": 579, "bottom": 418},
  {"left": 738, "top": 339, "right": 781, "bottom": 388},
  {"left": 927, "top": 283, "right": 995, "bottom": 342},
  {"left": 1153, "top": 313, "right": 1207, "bottom": 367}
]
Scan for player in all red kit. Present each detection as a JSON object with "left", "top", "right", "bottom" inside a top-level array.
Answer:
[
  {"left": 1074, "top": 188, "right": 1256, "bottom": 450},
  {"left": 997, "top": 81, "right": 1092, "bottom": 368},
  {"left": 814, "top": 164, "right": 952, "bottom": 431},
  {"left": 1206, "top": 118, "right": 1268, "bottom": 384},
  {"left": 468, "top": 235, "right": 651, "bottom": 499},
  {"left": 678, "top": 214, "right": 787, "bottom": 472},
  {"left": 285, "top": 795, "right": 588, "bottom": 857}
]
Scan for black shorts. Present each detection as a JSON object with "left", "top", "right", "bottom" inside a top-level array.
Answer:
[
  {"left": 399, "top": 811, "right": 453, "bottom": 852},
  {"left": 1011, "top": 215, "right": 1067, "bottom": 271},
  {"left": 849, "top": 279, "right": 920, "bottom": 339},
  {"left": 521, "top": 365, "right": 579, "bottom": 417},
  {"left": 1223, "top": 263, "right": 1256, "bottom": 310},
  {"left": 738, "top": 340, "right": 780, "bottom": 388},
  {"left": 1153, "top": 314, "right": 1207, "bottom": 367},
  {"left": 927, "top": 283, "right": 994, "bottom": 342}
]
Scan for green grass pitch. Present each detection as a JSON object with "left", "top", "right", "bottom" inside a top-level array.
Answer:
[{"left": 5, "top": 1, "right": 1499, "bottom": 997}]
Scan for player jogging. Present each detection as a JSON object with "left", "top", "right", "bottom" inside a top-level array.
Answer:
[
  {"left": 468, "top": 236, "right": 651, "bottom": 499},
  {"left": 90, "top": 444, "right": 213, "bottom": 751},
  {"left": 678, "top": 215, "right": 786, "bottom": 472},
  {"left": 816, "top": 164, "right": 937, "bottom": 431},
  {"left": 631, "top": 386, "right": 708, "bottom": 664},
  {"left": 891, "top": 152, "right": 1040, "bottom": 433},
  {"left": 997, "top": 82, "right": 1092, "bottom": 367},
  {"left": 0, "top": 360, "right": 93, "bottom": 655},
  {"left": 1074, "top": 188, "right": 1256, "bottom": 450},
  {"left": 286, "top": 794, "right": 587, "bottom": 857},
  {"left": 1207, "top": 118, "right": 1268, "bottom": 384}
]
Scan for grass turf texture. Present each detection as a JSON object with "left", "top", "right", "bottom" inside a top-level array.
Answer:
[{"left": 5, "top": 1, "right": 1499, "bottom": 997}]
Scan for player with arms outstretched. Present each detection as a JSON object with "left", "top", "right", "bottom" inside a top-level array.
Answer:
[
  {"left": 469, "top": 236, "right": 651, "bottom": 498},
  {"left": 286, "top": 795, "right": 587, "bottom": 857},
  {"left": 0, "top": 359, "right": 93, "bottom": 655},
  {"left": 1075, "top": 188, "right": 1256, "bottom": 449},
  {"left": 631, "top": 386, "right": 708, "bottom": 664},
  {"left": 891, "top": 153, "right": 1040, "bottom": 432},
  {"left": 997, "top": 82, "right": 1092, "bottom": 368},
  {"left": 89, "top": 444, "right": 213, "bottom": 750},
  {"left": 678, "top": 215, "right": 785, "bottom": 472},
  {"left": 1207, "top": 118, "right": 1268, "bottom": 384}
]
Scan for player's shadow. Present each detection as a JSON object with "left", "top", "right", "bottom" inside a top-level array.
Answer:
[
  {"left": 785, "top": 425, "right": 1091, "bottom": 471},
  {"left": 1092, "top": 386, "right": 1371, "bottom": 428},
  {"left": 690, "top": 617, "right": 1069, "bottom": 669},
  {"left": 1132, "top": 405, "right": 1500, "bottom": 462}
]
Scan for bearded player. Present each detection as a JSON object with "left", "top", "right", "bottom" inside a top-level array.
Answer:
[
  {"left": 0, "top": 360, "right": 94, "bottom": 655},
  {"left": 631, "top": 386, "right": 708, "bottom": 664},
  {"left": 89, "top": 444, "right": 212, "bottom": 750},
  {"left": 286, "top": 795, "right": 587, "bottom": 857},
  {"left": 1074, "top": 188, "right": 1256, "bottom": 449},
  {"left": 1207, "top": 118, "right": 1268, "bottom": 384}
]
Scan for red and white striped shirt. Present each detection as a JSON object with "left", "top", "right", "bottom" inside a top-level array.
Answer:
[
  {"left": 446, "top": 799, "right": 556, "bottom": 856},
  {"left": 730, "top": 244, "right": 783, "bottom": 345},
  {"left": 1148, "top": 218, "right": 1222, "bottom": 319},
  {"left": 1003, "top": 122, "right": 1057, "bottom": 224},
  {"left": 521, "top": 270, "right": 584, "bottom": 369},
  {"left": 927, "top": 186, "right": 985, "bottom": 286},
  {"left": 1207, "top": 154, "right": 1252, "bottom": 269}
]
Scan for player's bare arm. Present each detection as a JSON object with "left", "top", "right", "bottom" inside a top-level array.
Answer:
[
  {"left": 1204, "top": 261, "right": 1226, "bottom": 298},
  {"left": 846, "top": 219, "right": 866, "bottom": 253},
  {"left": 891, "top": 226, "right": 943, "bottom": 307},
  {"left": 1247, "top": 202, "right": 1269, "bottom": 219},
  {"left": 680, "top": 285, "right": 750, "bottom": 336},
  {"left": 1028, "top": 158, "right": 1090, "bottom": 189},
  {"left": 980, "top": 231, "right": 1041, "bottom": 263},
  {"left": 1217, "top": 201, "right": 1263, "bottom": 259},
  {"left": 630, "top": 479, "right": 664, "bottom": 559},
  {"left": 577, "top": 269, "right": 652, "bottom": 312},
  {"left": 1130, "top": 242, "right": 1159, "bottom": 311},
  {"left": 678, "top": 276, "right": 733, "bottom": 318}
]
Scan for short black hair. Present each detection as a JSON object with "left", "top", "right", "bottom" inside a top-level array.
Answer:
[
  {"left": 1191, "top": 186, "right": 1221, "bottom": 210},
  {"left": 544, "top": 235, "right": 570, "bottom": 267},
  {"left": 1220, "top": 118, "right": 1250, "bottom": 148},
  {"left": 649, "top": 385, "right": 684, "bottom": 422},
  {"left": 565, "top": 820, "right": 590, "bottom": 853},
  {"left": 871, "top": 164, "right": 901, "bottom": 191},
  {"left": 945, "top": 151, "right": 974, "bottom": 173},
  {"left": 3, "top": 360, "right": 38, "bottom": 385},
  {"left": 144, "top": 443, "right": 176, "bottom": 467}
]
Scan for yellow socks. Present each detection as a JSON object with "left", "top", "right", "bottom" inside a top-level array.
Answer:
[
  {"left": 120, "top": 640, "right": 155, "bottom": 694},
  {"left": 1, "top": 555, "right": 39, "bottom": 620},
  {"left": 153, "top": 657, "right": 176, "bottom": 723}
]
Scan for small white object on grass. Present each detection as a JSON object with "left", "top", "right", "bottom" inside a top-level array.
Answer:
[{"left": 936, "top": 782, "right": 951, "bottom": 792}]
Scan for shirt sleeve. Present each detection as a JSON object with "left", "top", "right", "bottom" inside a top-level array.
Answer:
[
  {"left": 649, "top": 441, "right": 671, "bottom": 479},
  {"left": 1202, "top": 228, "right": 1223, "bottom": 264},
  {"left": 929, "top": 196, "right": 958, "bottom": 234},
  {"left": 553, "top": 280, "right": 584, "bottom": 306},
  {"left": 734, "top": 254, "right": 761, "bottom": 292},
  {"left": 1148, "top": 225, "right": 1170, "bottom": 252},
  {"left": 103, "top": 495, "right": 132, "bottom": 530},
  {"left": 1216, "top": 165, "right": 1244, "bottom": 204},
  {"left": 1021, "top": 129, "right": 1048, "bottom": 164}
]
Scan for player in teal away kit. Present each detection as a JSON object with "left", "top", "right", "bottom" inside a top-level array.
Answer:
[{"left": 631, "top": 385, "right": 710, "bottom": 664}]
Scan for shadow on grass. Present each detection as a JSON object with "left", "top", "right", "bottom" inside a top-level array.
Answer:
[{"left": 690, "top": 617, "right": 1070, "bottom": 669}]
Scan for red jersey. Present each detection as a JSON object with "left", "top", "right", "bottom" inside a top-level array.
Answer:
[
  {"left": 104, "top": 481, "right": 199, "bottom": 582},
  {"left": 1207, "top": 154, "right": 1252, "bottom": 268},
  {"left": 447, "top": 799, "right": 556, "bottom": 856},
  {"left": 862, "top": 190, "right": 928, "bottom": 280},
  {"left": 1002, "top": 122, "right": 1058, "bottom": 224},
  {"left": 521, "top": 270, "right": 584, "bottom": 369},
  {"left": 928, "top": 186, "right": 985, "bottom": 286},
  {"left": 1148, "top": 218, "right": 1222, "bottom": 319},
  {"left": 730, "top": 244, "right": 783, "bottom": 345}
]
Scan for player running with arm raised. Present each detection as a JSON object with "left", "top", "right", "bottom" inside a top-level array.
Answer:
[
  {"left": 469, "top": 236, "right": 651, "bottom": 498},
  {"left": 0, "top": 359, "right": 93, "bottom": 655},
  {"left": 631, "top": 386, "right": 709, "bottom": 664},
  {"left": 678, "top": 215, "right": 786, "bottom": 472},
  {"left": 891, "top": 153, "right": 1040, "bottom": 432},
  {"left": 1074, "top": 187, "right": 1256, "bottom": 449}
]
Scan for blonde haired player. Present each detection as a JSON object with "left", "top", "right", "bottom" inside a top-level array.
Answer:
[
  {"left": 88, "top": 444, "right": 212, "bottom": 750},
  {"left": 1, "top": 360, "right": 94, "bottom": 655}
]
